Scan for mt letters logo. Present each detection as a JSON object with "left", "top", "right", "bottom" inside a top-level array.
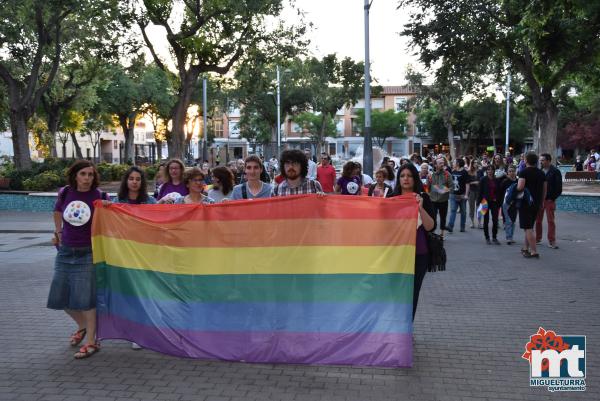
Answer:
[{"left": 522, "top": 327, "right": 586, "bottom": 392}]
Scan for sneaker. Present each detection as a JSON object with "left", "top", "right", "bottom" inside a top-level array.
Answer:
[
  {"left": 460, "top": 228, "right": 466, "bottom": 232},
  {"left": 536, "top": 240, "right": 542, "bottom": 245},
  {"left": 548, "top": 243, "right": 559, "bottom": 249},
  {"left": 506, "top": 240, "right": 514, "bottom": 245},
  {"left": 131, "top": 342, "right": 142, "bottom": 350},
  {"left": 486, "top": 238, "right": 492, "bottom": 245},
  {"left": 446, "top": 227, "right": 453, "bottom": 233},
  {"left": 492, "top": 238, "right": 501, "bottom": 245}
]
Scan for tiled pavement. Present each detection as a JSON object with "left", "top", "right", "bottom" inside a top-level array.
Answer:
[{"left": 0, "top": 211, "right": 598, "bottom": 401}]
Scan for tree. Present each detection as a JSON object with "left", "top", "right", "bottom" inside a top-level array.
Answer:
[
  {"left": 463, "top": 98, "right": 502, "bottom": 151},
  {"left": 81, "top": 112, "right": 112, "bottom": 163},
  {"left": 400, "top": 0, "right": 600, "bottom": 157},
  {"left": 305, "top": 55, "right": 366, "bottom": 152},
  {"left": 60, "top": 110, "right": 85, "bottom": 159},
  {"left": 294, "top": 112, "right": 337, "bottom": 146},
  {"left": 0, "top": 0, "right": 120, "bottom": 170},
  {"left": 132, "top": 0, "right": 308, "bottom": 159},
  {"left": 355, "top": 109, "right": 407, "bottom": 147},
  {"left": 406, "top": 67, "right": 471, "bottom": 158}
]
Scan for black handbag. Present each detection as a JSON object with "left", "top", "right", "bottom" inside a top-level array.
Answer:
[{"left": 426, "top": 231, "right": 446, "bottom": 272}]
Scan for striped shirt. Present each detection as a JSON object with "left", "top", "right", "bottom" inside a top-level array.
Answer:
[{"left": 273, "top": 178, "right": 323, "bottom": 196}]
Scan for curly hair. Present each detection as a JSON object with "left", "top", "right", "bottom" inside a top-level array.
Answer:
[
  {"left": 211, "top": 166, "right": 235, "bottom": 195},
  {"left": 280, "top": 149, "right": 308, "bottom": 179},
  {"left": 183, "top": 167, "right": 205, "bottom": 187}
]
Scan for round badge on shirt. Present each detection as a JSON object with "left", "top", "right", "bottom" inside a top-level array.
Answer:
[
  {"left": 346, "top": 181, "right": 359, "bottom": 194},
  {"left": 63, "top": 201, "right": 91, "bottom": 226}
]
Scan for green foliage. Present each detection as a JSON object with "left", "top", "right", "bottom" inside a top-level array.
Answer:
[
  {"left": 355, "top": 109, "right": 407, "bottom": 147},
  {"left": 23, "top": 171, "right": 64, "bottom": 191},
  {"left": 294, "top": 112, "right": 338, "bottom": 142},
  {"left": 96, "top": 163, "right": 114, "bottom": 182},
  {"left": 144, "top": 164, "right": 159, "bottom": 180},
  {"left": 110, "top": 164, "right": 130, "bottom": 181}
]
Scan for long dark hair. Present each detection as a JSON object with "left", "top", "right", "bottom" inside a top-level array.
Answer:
[
  {"left": 394, "top": 163, "right": 424, "bottom": 195},
  {"left": 341, "top": 161, "right": 357, "bottom": 179},
  {"left": 382, "top": 164, "right": 395, "bottom": 181},
  {"left": 211, "top": 166, "right": 235, "bottom": 195},
  {"left": 118, "top": 166, "right": 149, "bottom": 203}
]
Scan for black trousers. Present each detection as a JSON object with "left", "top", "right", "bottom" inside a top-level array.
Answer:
[
  {"left": 432, "top": 201, "right": 448, "bottom": 231},
  {"left": 413, "top": 254, "right": 429, "bottom": 320},
  {"left": 484, "top": 200, "right": 499, "bottom": 239}
]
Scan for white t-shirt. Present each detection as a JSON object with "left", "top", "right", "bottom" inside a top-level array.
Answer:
[
  {"left": 307, "top": 159, "right": 317, "bottom": 180},
  {"left": 362, "top": 173, "right": 374, "bottom": 186}
]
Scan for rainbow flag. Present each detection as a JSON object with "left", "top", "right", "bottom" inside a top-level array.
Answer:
[{"left": 92, "top": 195, "right": 418, "bottom": 367}]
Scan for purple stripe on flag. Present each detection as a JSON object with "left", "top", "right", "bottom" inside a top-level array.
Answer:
[{"left": 98, "top": 314, "right": 412, "bottom": 367}]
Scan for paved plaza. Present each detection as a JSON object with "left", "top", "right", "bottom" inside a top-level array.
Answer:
[{"left": 0, "top": 210, "right": 598, "bottom": 401}]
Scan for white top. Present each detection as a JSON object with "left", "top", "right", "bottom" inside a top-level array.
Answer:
[{"left": 307, "top": 159, "right": 318, "bottom": 180}]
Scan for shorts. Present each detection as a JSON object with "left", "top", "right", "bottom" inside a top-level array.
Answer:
[
  {"left": 47, "top": 245, "right": 96, "bottom": 311},
  {"left": 519, "top": 204, "right": 539, "bottom": 230}
]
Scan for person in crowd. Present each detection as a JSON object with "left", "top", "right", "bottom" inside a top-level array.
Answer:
[
  {"left": 269, "top": 155, "right": 279, "bottom": 178},
  {"left": 47, "top": 160, "right": 109, "bottom": 359},
  {"left": 231, "top": 155, "right": 273, "bottom": 200},
  {"left": 381, "top": 156, "right": 390, "bottom": 168},
  {"left": 410, "top": 153, "right": 423, "bottom": 167},
  {"left": 500, "top": 165, "right": 518, "bottom": 245},
  {"left": 419, "top": 163, "right": 430, "bottom": 193},
  {"left": 517, "top": 152, "right": 547, "bottom": 258},
  {"left": 536, "top": 153, "right": 562, "bottom": 249},
  {"left": 517, "top": 153, "right": 527, "bottom": 175},
  {"left": 153, "top": 162, "right": 166, "bottom": 198},
  {"left": 493, "top": 154, "right": 507, "bottom": 178},
  {"left": 157, "top": 159, "right": 188, "bottom": 200},
  {"left": 200, "top": 162, "right": 213, "bottom": 185},
  {"left": 467, "top": 159, "right": 481, "bottom": 229},
  {"left": 505, "top": 151, "right": 514, "bottom": 166},
  {"left": 335, "top": 161, "right": 362, "bottom": 195},
  {"left": 573, "top": 156, "right": 584, "bottom": 172},
  {"left": 382, "top": 164, "right": 396, "bottom": 190},
  {"left": 585, "top": 155, "right": 597, "bottom": 172},
  {"left": 208, "top": 166, "right": 235, "bottom": 202},
  {"left": 305, "top": 149, "right": 318, "bottom": 180},
  {"left": 116, "top": 166, "right": 157, "bottom": 204},
  {"left": 446, "top": 158, "right": 470, "bottom": 233},
  {"left": 272, "top": 149, "right": 324, "bottom": 196},
  {"left": 368, "top": 168, "right": 393, "bottom": 197},
  {"left": 317, "top": 153, "right": 337, "bottom": 194},
  {"left": 159, "top": 168, "right": 215, "bottom": 205},
  {"left": 233, "top": 159, "right": 245, "bottom": 184},
  {"left": 393, "top": 163, "right": 435, "bottom": 320},
  {"left": 428, "top": 157, "right": 452, "bottom": 236},
  {"left": 478, "top": 165, "right": 502, "bottom": 245},
  {"left": 355, "top": 162, "right": 374, "bottom": 187}
]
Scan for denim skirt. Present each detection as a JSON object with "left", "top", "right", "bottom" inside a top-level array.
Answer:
[{"left": 47, "top": 245, "right": 96, "bottom": 311}]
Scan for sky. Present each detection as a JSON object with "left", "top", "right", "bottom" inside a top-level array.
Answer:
[
  {"left": 144, "top": 0, "right": 421, "bottom": 85},
  {"left": 292, "top": 0, "right": 419, "bottom": 85}
]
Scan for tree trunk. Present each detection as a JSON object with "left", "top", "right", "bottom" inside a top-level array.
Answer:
[
  {"left": 9, "top": 111, "right": 33, "bottom": 170},
  {"left": 491, "top": 128, "right": 496, "bottom": 151},
  {"left": 69, "top": 131, "right": 83, "bottom": 159},
  {"left": 169, "top": 71, "right": 199, "bottom": 161},
  {"left": 155, "top": 138, "right": 163, "bottom": 162},
  {"left": 446, "top": 124, "right": 456, "bottom": 159},
  {"left": 47, "top": 109, "right": 59, "bottom": 158},
  {"left": 537, "top": 104, "right": 558, "bottom": 158}
]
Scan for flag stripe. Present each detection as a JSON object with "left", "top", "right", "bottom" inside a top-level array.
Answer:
[
  {"left": 95, "top": 194, "right": 418, "bottom": 223},
  {"left": 92, "top": 237, "right": 416, "bottom": 275},
  {"left": 97, "top": 314, "right": 413, "bottom": 367},
  {"left": 96, "top": 263, "right": 415, "bottom": 303},
  {"left": 93, "top": 214, "right": 417, "bottom": 247},
  {"left": 97, "top": 290, "right": 412, "bottom": 333}
]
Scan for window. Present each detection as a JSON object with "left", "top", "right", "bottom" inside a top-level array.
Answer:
[
  {"left": 113, "top": 140, "right": 118, "bottom": 149},
  {"left": 213, "top": 120, "right": 223, "bottom": 138},
  {"left": 395, "top": 97, "right": 408, "bottom": 112}
]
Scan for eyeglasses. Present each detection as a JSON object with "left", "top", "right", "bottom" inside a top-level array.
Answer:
[{"left": 190, "top": 178, "right": 204, "bottom": 183}]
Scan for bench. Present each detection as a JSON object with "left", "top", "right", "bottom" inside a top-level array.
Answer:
[{"left": 564, "top": 171, "right": 599, "bottom": 181}]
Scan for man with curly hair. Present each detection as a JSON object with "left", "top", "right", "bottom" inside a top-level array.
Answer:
[{"left": 273, "top": 149, "right": 323, "bottom": 196}]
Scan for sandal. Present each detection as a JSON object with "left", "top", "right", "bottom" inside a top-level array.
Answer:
[
  {"left": 524, "top": 252, "right": 540, "bottom": 259},
  {"left": 70, "top": 328, "right": 86, "bottom": 347},
  {"left": 74, "top": 343, "right": 100, "bottom": 359},
  {"left": 521, "top": 249, "right": 530, "bottom": 257}
]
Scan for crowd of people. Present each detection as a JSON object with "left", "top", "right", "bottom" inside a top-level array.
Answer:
[{"left": 47, "top": 147, "right": 565, "bottom": 360}]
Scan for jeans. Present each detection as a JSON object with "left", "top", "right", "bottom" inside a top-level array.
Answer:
[
  {"left": 447, "top": 194, "right": 467, "bottom": 231},
  {"left": 536, "top": 199, "right": 557, "bottom": 243},
  {"left": 502, "top": 202, "right": 517, "bottom": 240}
]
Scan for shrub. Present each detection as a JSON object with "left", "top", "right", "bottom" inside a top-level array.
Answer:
[
  {"left": 111, "top": 164, "right": 130, "bottom": 181},
  {"left": 22, "top": 171, "right": 64, "bottom": 191},
  {"left": 96, "top": 163, "right": 113, "bottom": 182},
  {"left": 144, "top": 164, "right": 158, "bottom": 180}
]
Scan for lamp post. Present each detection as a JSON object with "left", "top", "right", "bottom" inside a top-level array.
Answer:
[
  {"left": 202, "top": 77, "right": 208, "bottom": 163},
  {"left": 276, "top": 65, "right": 281, "bottom": 159},
  {"left": 504, "top": 72, "right": 511, "bottom": 154},
  {"left": 362, "top": 0, "right": 373, "bottom": 176}
]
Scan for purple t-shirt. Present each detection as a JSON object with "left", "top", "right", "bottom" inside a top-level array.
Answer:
[
  {"left": 336, "top": 176, "right": 361, "bottom": 195},
  {"left": 157, "top": 182, "right": 189, "bottom": 200},
  {"left": 54, "top": 186, "right": 106, "bottom": 247}
]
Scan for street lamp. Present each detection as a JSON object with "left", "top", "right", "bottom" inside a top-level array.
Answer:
[
  {"left": 363, "top": 0, "right": 373, "bottom": 176},
  {"left": 269, "top": 66, "right": 292, "bottom": 159},
  {"left": 497, "top": 72, "right": 511, "bottom": 154}
]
